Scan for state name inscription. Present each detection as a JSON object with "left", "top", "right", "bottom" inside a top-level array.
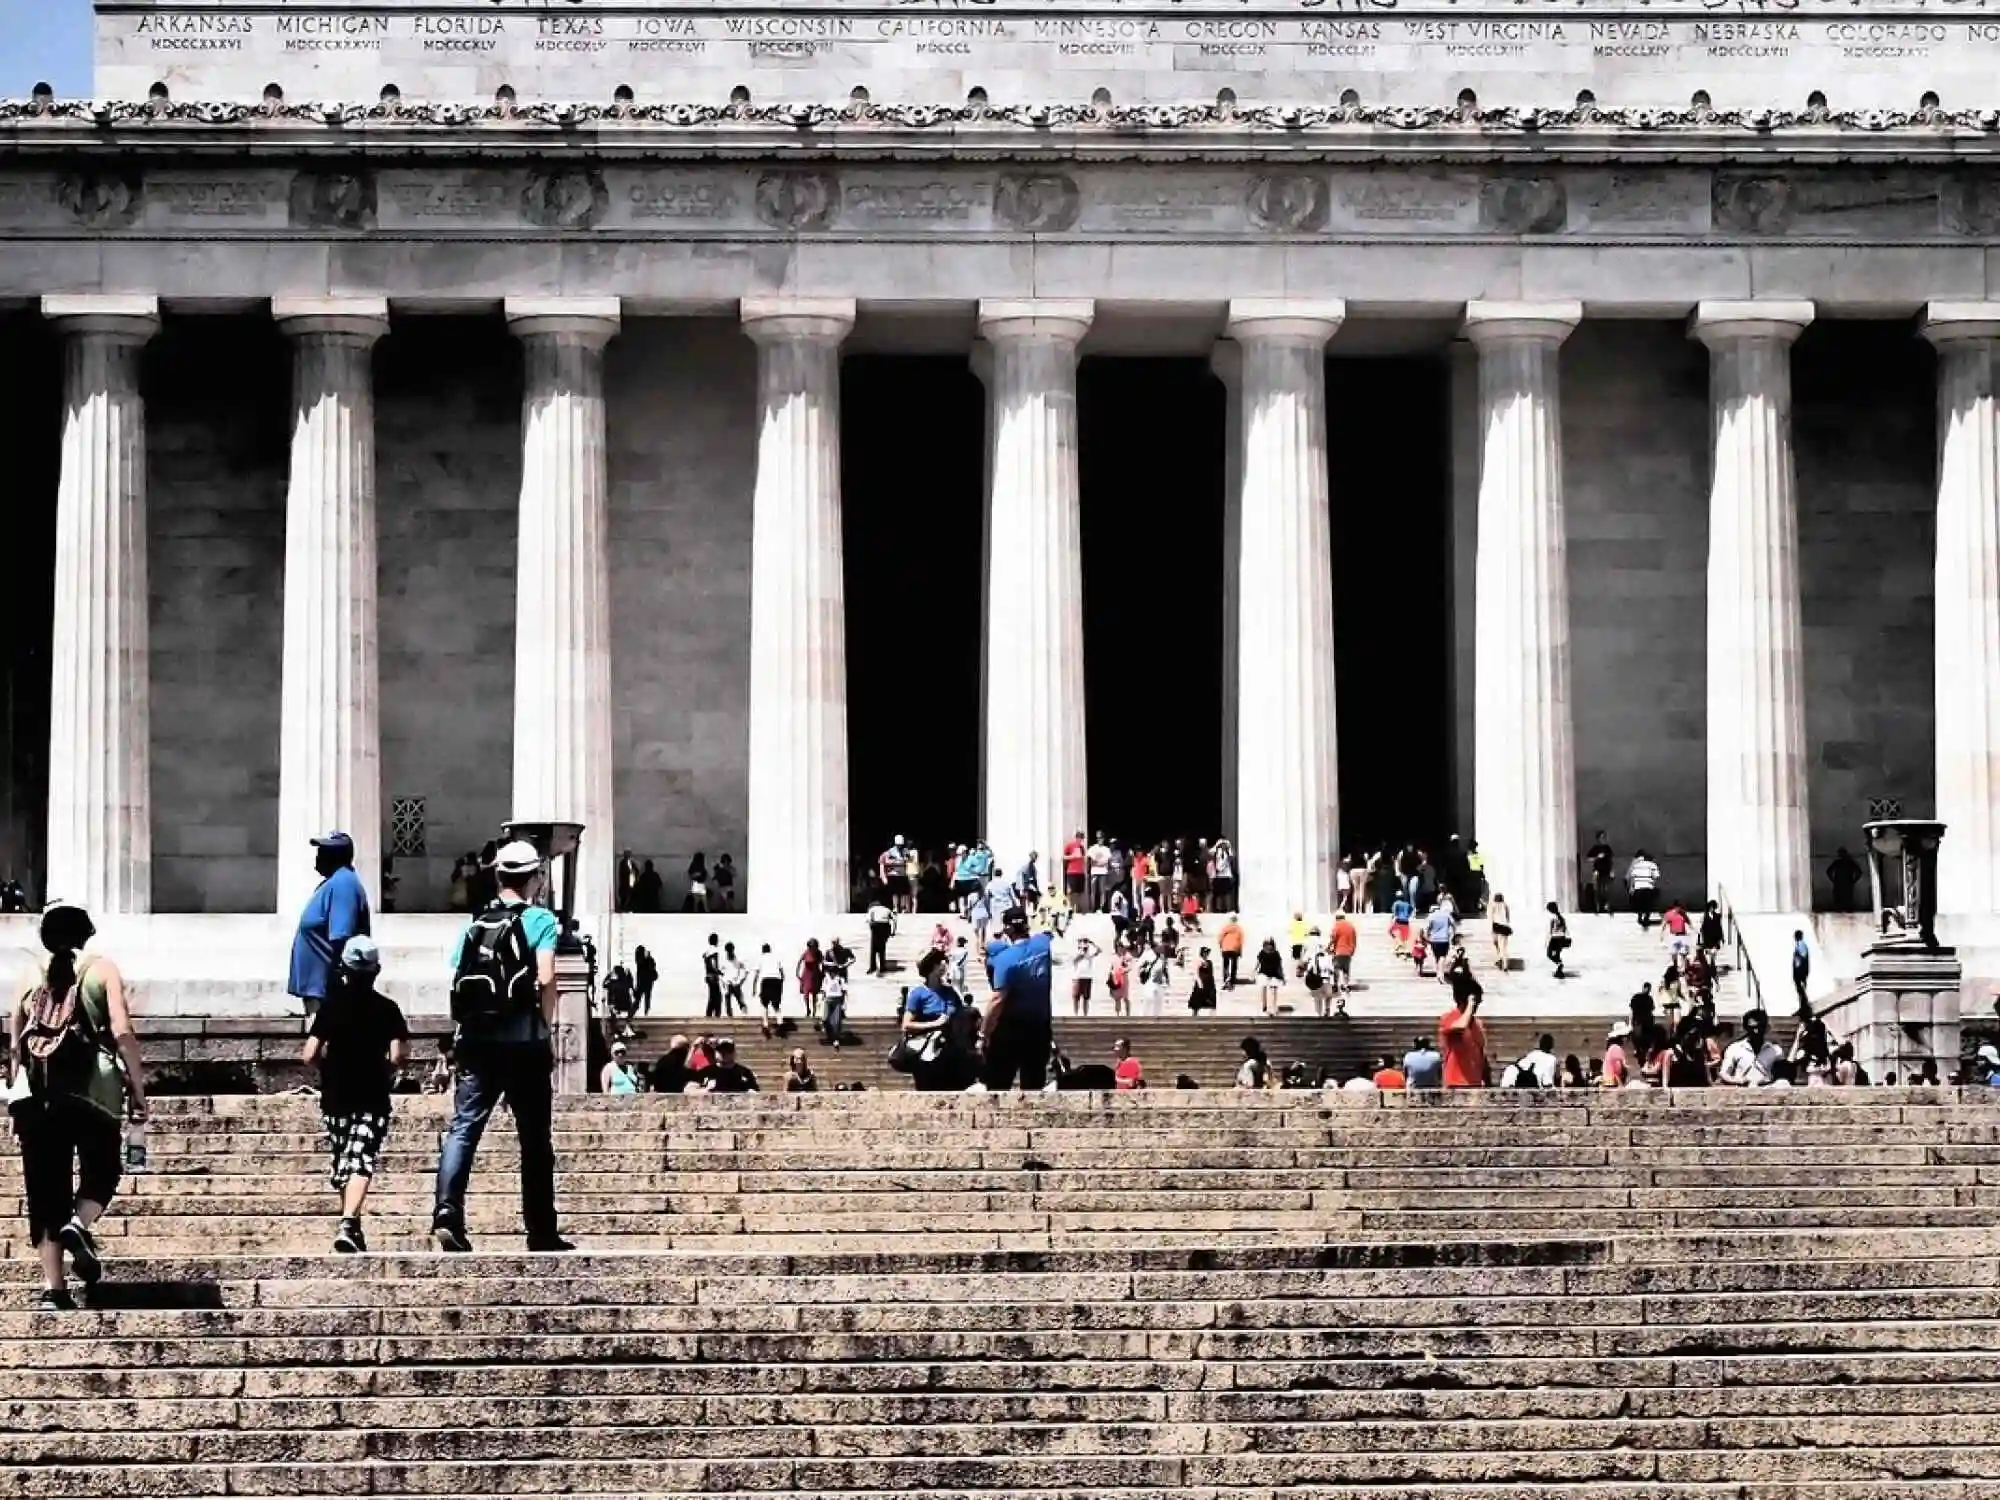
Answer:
[{"left": 110, "top": 11, "right": 2000, "bottom": 55}]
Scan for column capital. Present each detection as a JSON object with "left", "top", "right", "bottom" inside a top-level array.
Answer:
[
  {"left": 1923, "top": 303, "right": 2000, "bottom": 346},
  {"left": 273, "top": 297, "right": 390, "bottom": 345},
  {"left": 505, "top": 297, "right": 621, "bottom": 348},
  {"left": 977, "top": 299, "right": 1094, "bottom": 347},
  {"left": 42, "top": 294, "right": 159, "bottom": 343},
  {"left": 1463, "top": 301, "right": 1582, "bottom": 347},
  {"left": 1691, "top": 300, "right": 1814, "bottom": 349},
  {"left": 741, "top": 297, "right": 856, "bottom": 345},
  {"left": 1224, "top": 299, "right": 1346, "bottom": 345}
]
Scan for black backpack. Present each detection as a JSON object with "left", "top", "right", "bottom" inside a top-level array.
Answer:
[{"left": 451, "top": 904, "right": 537, "bottom": 1026}]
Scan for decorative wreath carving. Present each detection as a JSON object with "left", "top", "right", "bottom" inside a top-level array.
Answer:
[{"left": 4, "top": 96, "right": 2000, "bottom": 136}]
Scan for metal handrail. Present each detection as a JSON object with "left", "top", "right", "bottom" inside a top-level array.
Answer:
[{"left": 1714, "top": 883, "right": 1765, "bottom": 1013}]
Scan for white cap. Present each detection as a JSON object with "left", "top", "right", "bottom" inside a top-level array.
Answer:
[
  {"left": 493, "top": 840, "right": 542, "bottom": 876},
  {"left": 1978, "top": 1044, "right": 2000, "bottom": 1066},
  {"left": 1607, "top": 1021, "right": 1632, "bottom": 1041}
]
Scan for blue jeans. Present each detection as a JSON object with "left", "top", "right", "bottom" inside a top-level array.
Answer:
[
  {"left": 433, "top": 1040, "right": 559, "bottom": 1241},
  {"left": 823, "top": 993, "right": 847, "bottom": 1045}
]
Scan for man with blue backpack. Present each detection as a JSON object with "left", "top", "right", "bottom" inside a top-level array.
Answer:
[{"left": 432, "top": 839, "right": 571, "bottom": 1254}]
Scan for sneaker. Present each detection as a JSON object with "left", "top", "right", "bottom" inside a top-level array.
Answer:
[
  {"left": 525, "top": 1234, "right": 575, "bottom": 1253},
  {"left": 32, "top": 1287, "right": 75, "bottom": 1312},
  {"left": 57, "top": 1219, "right": 101, "bottom": 1287},
  {"left": 333, "top": 1218, "right": 366, "bottom": 1254},
  {"left": 432, "top": 1221, "right": 473, "bottom": 1254}
]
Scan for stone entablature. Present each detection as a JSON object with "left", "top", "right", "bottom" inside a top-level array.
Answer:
[
  {"left": 91, "top": 0, "right": 2000, "bottom": 112},
  {"left": 5, "top": 149, "right": 2000, "bottom": 246}
]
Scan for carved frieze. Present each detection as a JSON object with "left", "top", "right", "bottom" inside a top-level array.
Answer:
[
  {"left": 994, "top": 174, "right": 1080, "bottom": 233},
  {"left": 57, "top": 171, "right": 141, "bottom": 230},
  {"left": 754, "top": 171, "right": 838, "bottom": 231},
  {"left": 1479, "top": 178, "right": 1567, "bottom": 236},
  {"left": 289, "top": 170, "right": 375, "bottom": 231},
  {"left": 1245, "top": 175, "right": 1327, "bottom": 233},
  {"left": 1714, "top": 169, "right": 1941, "bottom": 237},
  {"left": 522, "top": 169, "right": 610, "bottom": 230},
  {"left": 6, "top": 95, "right": 2000, "bottom": 138}
]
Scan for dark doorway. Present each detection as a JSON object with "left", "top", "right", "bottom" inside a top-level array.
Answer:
[
  {"left": 840, "top": 355, "right": 984, "bottom": 866},
  {"left": 1328, "top": 355, "right": 1452, "bottom": 857},
  {"left": 1077, "top": 358, "right": 1227, "bottom": 845},
  {"left": 0, "top": 313, "right": 60, "bottom": 895}
]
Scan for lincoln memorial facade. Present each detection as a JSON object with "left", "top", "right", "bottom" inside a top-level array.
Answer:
[{"left": 3, "top": 0, "right": 2000, "bottom": 936}]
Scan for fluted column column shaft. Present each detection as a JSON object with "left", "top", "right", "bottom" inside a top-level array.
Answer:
[
  {"left": 507, "top": 298, "right": 619, "bottom": 922},
  {"left": 976, "top": 300, "right": 1092, "bottom": 875},
  {"left": 1467, "top": 302, "right": 1581, "bottom": 918},
  {"left": 1223, "top": 302, "right": 1344, "bottom": 915},
  {"left": 1696, "top": 301, "right": 1813, "bottom": 914},
  {"left": 1926, "top": 305, "right": 2000, "bottom": 913},
  {"left": 744, "top": 299, "right": 854, "bottom": 915},
  {"left": 44, "top": 296, "right": 159, "bottom": 914},
  {"left": 274, "top": 300, "right": 388, "bottom": 917}
]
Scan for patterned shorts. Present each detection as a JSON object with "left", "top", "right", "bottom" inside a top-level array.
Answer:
[{"left": 323, "top": 1111, "right": 390, "bottom": 1189}]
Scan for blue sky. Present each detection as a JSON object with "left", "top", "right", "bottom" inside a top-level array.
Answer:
[{"left": 0, "top": 0, "right": 93, "bottom": 95}]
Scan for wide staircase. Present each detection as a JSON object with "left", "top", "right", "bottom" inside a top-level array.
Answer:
[{"left": 2, "top": 1090, "right": 1998, "bottom": 1497}]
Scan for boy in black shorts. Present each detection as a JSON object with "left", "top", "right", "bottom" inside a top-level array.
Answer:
[{"left": 302, "top": 936, "right": 409, "bottom": 1253}]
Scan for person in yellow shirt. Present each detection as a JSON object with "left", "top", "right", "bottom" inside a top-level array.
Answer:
[{"left": 1288, "top": 911, "right": 1308, "bottom": 963}]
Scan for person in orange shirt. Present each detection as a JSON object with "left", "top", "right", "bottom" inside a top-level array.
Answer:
[
  {"left": 1112, "top": 1036, "right": 1145, "bottom": 1090},
  {"left": 1217, "top": 915, "right": 1246, "bottom": 989},
  {"left": 1329, "top": 912, "right": 1359, "bottom": 1009},
  {"left": 1371, "top": 1055, "right": 1407, "bottom": 1090},
  {"left": 1437, "top": 988, "right": 1487, "bottom": 1089}
]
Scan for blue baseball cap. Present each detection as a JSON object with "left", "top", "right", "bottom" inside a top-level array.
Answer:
[
  {"left": 310, "top": 831, "right": 355, "bottom": 852},
  {"left": 340, "top": 935, "right": 382, "bottom": 974}
]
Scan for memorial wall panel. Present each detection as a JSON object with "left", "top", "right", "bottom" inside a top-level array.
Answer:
[{"left": 90, "top": 0, "right": 2000, "bottom": 110}]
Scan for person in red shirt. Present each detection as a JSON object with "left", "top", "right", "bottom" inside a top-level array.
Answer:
[
  {"left": 1112, "top": 1036, "right": 1145, "bottom": 1090},
  {"left": 1437, "top": 991, "right": 1487, "bottom": 1089},
  {"left": 1063, "top": 831, "right": 1087, "bottom": 908},
  {"left": 1371, "top": 1056, "right": 1407, "bottom": 1090}
]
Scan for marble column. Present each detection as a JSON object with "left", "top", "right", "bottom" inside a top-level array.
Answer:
[
  {"left": 273, "top": 299, "right": 389, "bottom": 917},
  {"left": 506, "top": 298, "right": 619, "bottom": 922},
  {"left": 743, "top": 298, "right": 854, "bottom": 915},
  {"left": 43, "top": 295, "right": 159, "bottom": 915},
  {"left": 1222, "top": 301, "right": 1344, "bottom": 914},
  {"left": 1465, "top": 302, "right": 1582, "bottom": 919},
  {"left": 1924, "top": 304, "right": 2000, "bottom": 913},
  {"left": 975, "top": 300, "right": 1092, "bottom": 877},
  {"left": 1694, "top": 300, "right": 1814, "bottom": 914}
]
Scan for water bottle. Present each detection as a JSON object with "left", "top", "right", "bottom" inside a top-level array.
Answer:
[{"left": 124, "top": 1118, "right": 148, "bottom": 1172}]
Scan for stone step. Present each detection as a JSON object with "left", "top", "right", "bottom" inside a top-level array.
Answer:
[
  {"left": 16, "top": 1349, "right": 2000, "bottom": 1403},
  {"left": 2, "top": 1287, "right": 1997, "bottom": 1340},
  {"left": 33, "top": 1489, "right": 1993, "bottom": 1500},
  {"left": 11, "top": 1446, "right": 2000, "bottom": 1495},
  {"left": 35, "top": 1161, "right": 2000, "bottom": 1192},
  {"left": 14, "top": 1411, "right": 2000, "bottom": 1463},
  {"left": 68, "top": 1182, "right": 2000, "bottom": 1216},
  {"left": 8, "top": 1318, "right": 2000, "bottom": 1373},
  {"left": 12, "top": 1379, "right": 2000, "bottom": 1433}
]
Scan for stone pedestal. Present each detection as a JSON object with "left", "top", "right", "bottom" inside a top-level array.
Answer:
[
  {"left": 1694, "top": 301, "right": 1814, "bottom": 913},
  {"left": 1843, "top": 945, "right": 1964, "bottom": 1084},
  {"left": 553, "top": 947, "right": 591, "bottom": 1096},
  {"left": 1465, "top": 302, "right": 1581, "bottom": 918},
  {"left": 743, "top": 298, "right": 855, "bottom": 915},
  {"left": 1221, "top": 300, "right": 1344, "bottom": 914},
  {"left": 43, "top": 295, "right": 159, "bottom": 915},
  {"left": 1924, "top": 305, "right": 2000, "bottom": 914},
  {"left": 506, "top": 299, "right": 619, "bottom": 924},
  {"left": 273, "top": 299, "right": 390, "bottom": 917},
  {"left": 976, "top": 300, "right": 1093, "bottom": 876}
]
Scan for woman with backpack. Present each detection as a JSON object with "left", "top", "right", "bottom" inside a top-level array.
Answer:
[{"left": 9, "top": 900, "right": 145, "bottom": 1310}]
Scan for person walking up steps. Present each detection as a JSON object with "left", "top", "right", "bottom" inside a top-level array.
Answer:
[
  {"left": 10, "top": 900, "right": 147, "bottom": 1310},
  {"left": 302, "top": 935, "right": 408, "bottom": 1254},
  {"left": 433, "top": 840, "right": 571, "bottom": 1255}
]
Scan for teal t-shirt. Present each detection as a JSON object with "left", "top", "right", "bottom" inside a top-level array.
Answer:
[{"left": 450, "top": 899, "right": 561, "bottom": 1045}]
